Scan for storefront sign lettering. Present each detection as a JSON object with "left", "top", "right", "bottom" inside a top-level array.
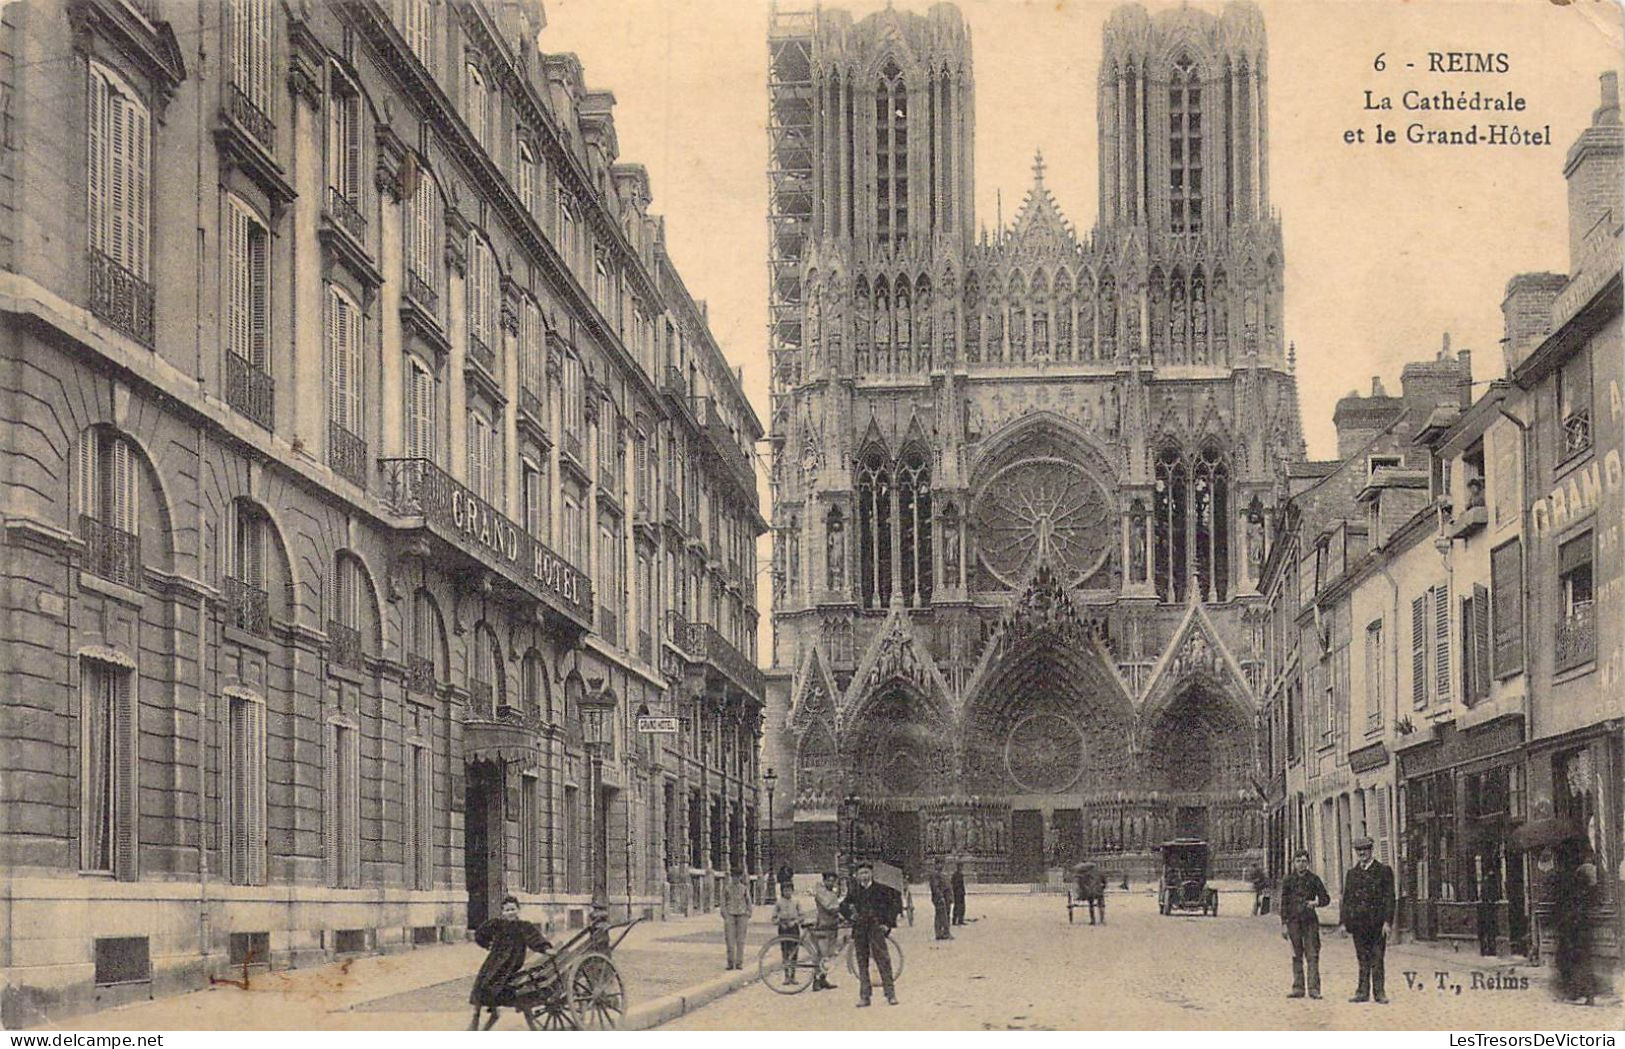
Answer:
[{"left": 1531, "top": 449, "right": 1622, "bottom": 536}]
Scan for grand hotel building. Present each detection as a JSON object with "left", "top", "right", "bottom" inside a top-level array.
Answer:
[{"left": 0, "top": 0, "right": 765, "bottom": 1022}]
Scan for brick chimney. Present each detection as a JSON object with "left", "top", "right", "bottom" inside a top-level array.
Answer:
[
  {"left": 1501, "top": 272, "right": 1568, "bottom": 372},
  {"left": 1565, "top": 71, "right": 1624, "bottom": 277},
  {"left": 1399, "top": 333, "right": 1472, "bottom": 414},
  {"left": 1333, "top": 383, "right": 1402, "bottom": 459}
]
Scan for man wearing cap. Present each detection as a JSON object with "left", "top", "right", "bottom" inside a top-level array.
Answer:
[
  {"left": 1340, "top": 836, "right": 1395, "bottom": 1004},
  {"left": 1279, "top": 849, "right": 1331, "bottom": 999},
  {"left": 839, "top": 861, "right": 902, "bottom": 1007},
  {"left": 810, "top": 871, "right": 842, "bottom": 992}
]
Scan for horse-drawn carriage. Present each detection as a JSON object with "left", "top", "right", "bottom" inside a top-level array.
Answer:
[
  {"left": 1157, "top": 839, "right": 1219, "bottom": 917},
  {"left": 498, "top": 916, "right": 639, "bottom": 1029}
]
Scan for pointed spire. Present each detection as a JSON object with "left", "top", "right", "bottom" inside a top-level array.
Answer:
[{"left": 1032, "top": 148, "right": 1046, "bottom": 186}]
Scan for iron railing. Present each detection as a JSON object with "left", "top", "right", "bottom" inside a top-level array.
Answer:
[
  {"left": 563, "top": 431, "right": 583, "bottom": 465},
  {"left": 224, "top": 576, "right": 271, "bottom": 637},
  {"left": 468, "top": 333, "right": 496, "bottom": 376},
  {"left": 1555, "top": 601, "right": 1595, "bottom": 672},
  {"left": 518, "top": 386, "right": 544, "bottom": 428},
  {"left": 325, "top": 186, "right": 366, "bottom": 243},
  {"left": 226, "top": 353, "right": 274, "bottom": 430},
  {"left": 328, "top": 421, "right": 368, "bottom": 489},
  {"left": 225, "top": 81, "right": 275, "bottom": 151},
  {"left": 664, "top": 610, "right": 765, "bottom": 696},
  {"left": 88, "top": 249, "right": 154, "bottom": 347},
  {"left": 327, "top": 619, "right": 364, "bottom": 671},
  {"left": 78, "top": 514, "right": 141, "bottom": 588},
  {"left": 1562, "top": 410, "right": 1592, "bottom": 458},
  {"left": 406, "top": 655, "right": 436, "bottom": 695},
  {"left": 598, "top": 463, "right": 619, "bottom": 497},
  {"left": 405, "top": 268, "right": 439, "bottom": 316}
]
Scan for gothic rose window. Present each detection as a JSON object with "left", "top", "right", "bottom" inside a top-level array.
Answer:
[
  {"left": 973, "top": 457, "right": 1113, "bottom": 588},
  {"left": 1005, "top": 711, "right": 1085, "bottom": 793}
]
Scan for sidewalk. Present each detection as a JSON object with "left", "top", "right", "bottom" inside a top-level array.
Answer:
[{"left": 39, "top": 909, "right": 779, "bottom": 1031}]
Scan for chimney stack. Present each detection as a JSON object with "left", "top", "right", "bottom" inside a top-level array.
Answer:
[
  {"left": 1565, "top": 71, "right": 1625, "bottom": 277},
  {"left": 1500, "top": 272, "right": 1568, "bottom": 372}
]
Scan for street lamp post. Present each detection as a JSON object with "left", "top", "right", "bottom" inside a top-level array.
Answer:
[
  {"left": 763, "top": 767, "right": 778, "bottom": 900},
  {"left": 841, "top": 793, "right": 862, "bottom": 876},
  {"left": 579, "top": 680, "right": 617, "bottom": 911}
]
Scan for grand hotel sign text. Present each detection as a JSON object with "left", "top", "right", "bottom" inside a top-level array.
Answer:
[{"left": 448, "top": 487, "right": 592, "bottom": 623}]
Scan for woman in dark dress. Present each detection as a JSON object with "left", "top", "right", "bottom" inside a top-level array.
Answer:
[{"left": 469, "top": 895, "right": 551, "bottom": 1030}]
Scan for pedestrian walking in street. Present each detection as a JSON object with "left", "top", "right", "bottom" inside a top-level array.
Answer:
[
  {"left": 1279, "top": 849, "right": 1330, "bottom": 999},
  {"left": 1248, "top": 861, "right": 1270, "bottom": 916},
  {"left": 771, "top": 890, "right": 806, "bottom": 987},
  {"left": 777, "top": 863, "right": 796, "bottom": 899},
  {"left": 929, "top": 857, "right": 954, "bottom": 940},
  {"left": 811, "top": 871, "right": 842, "bottom": 992},
  {"left": 952, "top": 861, "right": 968, "bottom": 926},
  {"left": 1339, "top": 836, "right": 1395, "bottom": 1004},
  {"left": 721, "top": 870, "right": 754, "bottom": 971},
  {"left": 840, "top": 861, "right": 902, "bottom": 1007},
  {"left": 1553, "top": 841, "right": 1601, "bottom": 1005},
  {"left": 469, "top": 895, "right": 551, "bottom": 1030},
  {"left": 1075, "top": 861, "right": 1108, "bottom": 925}
]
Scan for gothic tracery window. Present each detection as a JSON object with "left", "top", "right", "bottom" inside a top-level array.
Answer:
[
  {"left": 856, "top": 450, "right": 892, "bottom": 608},
  {"left": 897, "top": 447, "right": 933, "bottom": 607},
  {"left": 1193, "top": 443, "right": 1231, "bottom": 601},
  {"left": 1169, "top": 54, "right": 1203, "bottom": 235},
  {"left": 1153, "top": 442, "right": 1232, "bottom": 603},
  {"left": 1154, "top": 444, "right": 1189, "bottom": 603},
  {"left": 875, "top": 61, "right": 908, "bottom": 250}
]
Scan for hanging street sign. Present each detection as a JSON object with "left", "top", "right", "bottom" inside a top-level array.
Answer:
[{"left": 637, "top": 716, "right": 680, "bottom": 734}]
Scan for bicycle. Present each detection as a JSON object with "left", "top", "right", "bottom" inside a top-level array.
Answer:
[{"left": 756, "top": 920, "right": 905, "bottom": 995}]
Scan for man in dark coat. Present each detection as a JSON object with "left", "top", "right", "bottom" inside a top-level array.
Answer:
[
  {"left": 840, "top": 861, "right": 902, "bottom": 1007},
  {"left": 951, "top": 861, "right": 968, "bottom": 925},
  {"left": 1340, "top": 836, "right": 1395, "bottom": 1003},
  {"left": 1076, "top": 862, "right": 1108, "bottom": 925},
  {"left": 1279, "top": 849, "right": 1330, "bottom": 998},
  {"left": 929, "top": 858, "right": 954, "bottom": 940},
  {"left": 469, "top": 895, "right": 551, "bottom": 1030}
]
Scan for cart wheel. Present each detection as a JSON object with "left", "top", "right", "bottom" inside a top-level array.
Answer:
[
  {"left": 844, "top": 930, "right": 905, "bottom": 981},
  {"left": 566, "top": 952, "right": 625, "bottom": 1030},
  {"left": 533, "top": 994, "right": 578, "bottom": 1031},
  {"left": 758, "top": 935, "right": 816, "bottom": 994}
]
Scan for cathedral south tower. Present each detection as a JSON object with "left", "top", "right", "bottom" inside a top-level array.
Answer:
[{"left": 766, "top": 1, "right": 1304, "bottom": 881}]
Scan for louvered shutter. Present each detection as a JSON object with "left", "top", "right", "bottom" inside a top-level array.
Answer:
[
  {"left": 1491, "top": 540, "right": 1524, "bottom": 678},
  {"left": 326, "top": 90, "right": 342, "bottom": 195},
  {"left": 324, "top": 724, "right": 339, "bottom": 886},
  {"left": 87, "top": 70, "right": 105, "bottom": 255},
  {"left": 344, "top": 96, "right": 361, "bottom": 202},
  {"left": 112, "top": 437, "right": 138, "bottom": 535},
  {"left": 129, "top": 100, "right": 148, "bottom": 278},
  {"left": 1411, "top": 593, "right": 1428, "bottom": 708},
  {"left": 348, "top": 307, "right": 364, "bottom": 431},
  {"left": 1433, "top": 582, "right": 1451, "bottom": 703},
  {"left": 226, "top": 204, "right": 245, "bottom": 360},
  {"left": 251, "top": 0, "right": 270, "bottom": 110},
  {"left": 114, "top": 670, "right": 136, "bottom": 880},
  {"left": 230, "top": 0, "right": 247, "bottom": 93},
  {"left": 79, "top": 431, "right": 100, "bottom": 521},
  {"left": 249, "top": 222, "right": 268, "bottom": 370},
  {"left": 109, "top": 88, "right": 127, "bottom": 268},
  {"left": 1472, "top": 582, "right": 1491, "bottom": 702}
]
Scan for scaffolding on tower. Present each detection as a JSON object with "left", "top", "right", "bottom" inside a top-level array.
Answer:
[{"left": 767, "top": 2, "right": 816, "bottom": 466}]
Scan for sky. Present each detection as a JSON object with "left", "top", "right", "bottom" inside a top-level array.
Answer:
[{"left": 539, "top": 0, "right": 1621, "bottom": 464}]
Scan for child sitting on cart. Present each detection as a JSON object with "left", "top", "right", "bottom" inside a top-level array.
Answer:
[{"left": 470, "top": 895, "right": 552, "bottom": 1030}]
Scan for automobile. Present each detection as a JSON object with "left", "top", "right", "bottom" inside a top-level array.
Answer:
[{"left": 1157, "top": 839, "right": 1219, "bottom": 916}]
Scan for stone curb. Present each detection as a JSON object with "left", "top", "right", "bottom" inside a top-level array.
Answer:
[{"left": 623, "top": 966, "right": 763, "bottom": 1030}]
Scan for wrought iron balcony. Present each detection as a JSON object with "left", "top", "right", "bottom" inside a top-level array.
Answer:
[
  {"left": 467, "top": 333, "right": 497, "bottom": 376},
  {"left": 1562, "top": 410, "right": 1592, "bottom": 458},
  {"left": 663, "top": 610, "right": 765, "bottom": 697},
  {"left": 518, "top": 386, "right": 544, "bottom": 429},
  {"left": 325, "top": 186, "right": 366, "bottom": 243},
  {"left": 405, "top": 268, "right": 439, "bottom": 316},
  {"left": 663, "top": 483, "right": 682, "bottom": 527},
  {"left": 378, "top": 457, "right": 593, "bottom": 626},
  {"left": 225, "top": 353, "right": 274, "bottom": 430},
  {"left": 88, "top": 250, "right": 154, "bottom": 347},
  {"left": 1555, "top": 601, "right": 1595, "bottom": 672},
  {"left": 598, "top": 463, "right": 619, "bottom": 498},
  {"left": 225, "top": 81, "right": 274, "bottom": 152},
  {"left": 327, "top": 619, "right": 364, "bottom": 671},
  {"left": 78, "top": 514, "right": 141, "bottom": 589},
  {"left": 328, "top": 421, "right": 368, "bottom": 489},
  {"left": 563, "top": 431, "right": 584, "bottom": 465},
  {"left": 406, "top": 654, "right": 436, "bottom": 695},
  {"left": 224, "top": 576, "right": 271, "bottom": 637}
]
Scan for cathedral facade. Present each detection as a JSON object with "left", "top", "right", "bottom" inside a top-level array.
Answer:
[{"left": 764, "top": 1, "right": 1305, "bottom": 880}]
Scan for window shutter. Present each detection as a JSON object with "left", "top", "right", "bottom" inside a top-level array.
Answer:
[
  {"left": 252, "top": 0, "right": 270, "bottom": 110},
  {"left": 1433, "top": 582, "right": 1451, "bottom": 703},
  {"left": 326, "top": 90, "right": 342, "bottom": 194},
  {"left": 87, "top": 71, "right": 105, "bottom": 255},
  {"left": 125, "top": 97, "right": 149, "bottom": 278},
  {"left": 344, "top": 96, "right": 361, "bottom": 201},
  {"left": 1472, "top": 582, "right": 1491, "bottom": 701},
  {"left": 108, "top": 88, "right": 127, "bottom": 267},
  {"left": 1411, "top": 592, "right": 1428, "bottom": 708},
  {"left": 249, "top": 223, "right": 268, "bottom": 370},
  {"left": 113, "top": 437, "right": 138, "bottom": 536},
  {"left": 1491, "top": 540, "right": 1524, "bottom": 678},
  {"left": 114, "top": 670, "right": 136, "bottom": 880},
  {"left": 79, "top": 431, "right": 100, "bottom": 521},
  {"left": 348, "top": 308, "right": 364, "bottom": 431}
]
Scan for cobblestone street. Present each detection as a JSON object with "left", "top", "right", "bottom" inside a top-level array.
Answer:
[{"left": 666, "top": 890, "right": 1620, "bottom": 1031}]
